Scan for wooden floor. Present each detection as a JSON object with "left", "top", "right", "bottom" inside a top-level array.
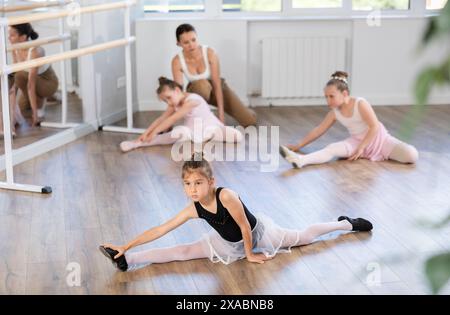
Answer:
[
  {"left": 0, "top": 105, "right": 449, "bottom": 295},
  {"left": 0, "top": 92, "right": 83, "bottom": 155}
]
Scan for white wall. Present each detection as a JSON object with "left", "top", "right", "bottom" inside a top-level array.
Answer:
[
  {"left": 78, "top": 0, "right": 142, "bottom": 125},
  {"left": 135, "top": 16, "right": 450, "bottom": 110},
  {"left": 352, "top": 18, "right": 450, "bottom": 105},
  {"left": 248, "top": 19, "right": 353, "bottom": 104}
]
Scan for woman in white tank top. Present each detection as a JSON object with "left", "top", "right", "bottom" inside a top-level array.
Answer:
[
  {"left": 279, "top": 71, "right": 419, "bottom": 169},
  {"left": 9, "top": 23, "right": 59, "bottom": 127},
  {"left": 171, "top": 24, "right": 257, "bottom": 128}
]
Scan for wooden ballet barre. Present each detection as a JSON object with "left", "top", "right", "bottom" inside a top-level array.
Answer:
[
  {"left": 0, "top": 1, "right": 72, "bottom": 13},
  {"left": 3, "top": 1, "right": 136, "bottom": 26},
  {"left": 7, "top": 34, "right": 71, "bottom": 52},
  {"left": 0, "top": 37, "right": 136, "bottom": 75}
]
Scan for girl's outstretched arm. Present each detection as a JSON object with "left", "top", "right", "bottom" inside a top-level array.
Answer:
[
  {"left": 219, "top": 189, "right": 272, "bottom": 264},
  {"left": 145, "top": 99, "right": 199, "bottom": 141},
  {"left": 139, "top": 106, "right": 176, "bottom": 141},
  {"left": 348, "top": 99, "right": 379, "bottom": 160},
  {"left": 103, "top": 204, "right": 198, "bottom": 259},
  {"left": 287, "top": 111, "right": 336, "bottom": 152}
]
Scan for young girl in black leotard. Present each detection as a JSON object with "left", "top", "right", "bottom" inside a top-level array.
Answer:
[{"left": 99, "top": 153, "right": 373, "bottom": 272}]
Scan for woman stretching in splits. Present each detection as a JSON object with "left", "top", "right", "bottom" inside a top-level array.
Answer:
[
  {"left": 99, "top": 153, "right": 373, "bottom": 271},
  {"left": 120, "top": 77, "right": 242, "bottom": 152},
  {"left": 280, "top": 71, "right": 419, "bottom": 169}
]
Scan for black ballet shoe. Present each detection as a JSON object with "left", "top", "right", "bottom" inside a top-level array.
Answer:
[
  {"left": 338, "top": 216, "right": 373, "bottom": 232},
  {"left": 99, "top": 246, "right": 128, "bottom": 272}
]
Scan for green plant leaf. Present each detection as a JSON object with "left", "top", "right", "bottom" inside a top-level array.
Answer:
[
  {"left": 418, "top": 212, "right": 450, "bottom": 229},
  {"left": 398, "top": 104, "right": 426, "bottom": 140},
  {"left": 405, "top": 58, "right": 450, "bottom": 139},
  {"left": 398, "top": 68, "right": 434, "bottom": 139},
  {"left": 423, "top": 2, "right": 450, "bottom": 45},
  {"left": 415, "top": 68, "right": 437, "bottom": 106},
  {"left": 417, "top": 1, "right": 450, "bottom": 297},
  {"left": 425, "top": 253, "right": 450, "bottom": 294},
  {"left": 436, "top": 213, "right": 450, "bottom": 228},
  {"left": 445, "top": 55, "right": 450, "bottom": 81},
  {"left": 436, "top": 2, "right": 450, "bottom": 34},
  {"left": 415, "top": 56, "right": 450, "bottom": 102},
  {"left": 423, "top": 18, "right": 437, "bottom": 44}
]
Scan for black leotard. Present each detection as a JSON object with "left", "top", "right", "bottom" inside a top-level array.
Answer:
[{"left": 194, "top": 187, "right": 257, "bottom": 242}]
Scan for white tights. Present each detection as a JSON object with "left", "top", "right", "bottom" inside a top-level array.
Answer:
[
  {"left": 290, "top": 140, "right": 418, "bottom": 168},
  {"left": 125, "top": 220, "right": 352, "bottom": 267},
  {"left": 120, "top": 125, "right": 243, "bottom": 152}
]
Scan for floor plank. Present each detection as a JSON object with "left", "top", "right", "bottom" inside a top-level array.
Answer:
[{"left": 0, "top": 104, "right": 449, "bottom": 294}]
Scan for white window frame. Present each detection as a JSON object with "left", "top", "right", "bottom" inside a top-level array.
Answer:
[
  {"left": 286, "top": 0, "right": 349, "bottom": 16},
  {"left": 424, "top": 0, "right": 448, "bottom": 13},
  {"left": 221, "top": 0, "right": 284, "bottom": 17},
  {"left": 348, "top": 0, "right": 418, "bottom": 18},
  {"left": 141, "top": 0, "right": 211, "bottom": 18},
  {"left": 143, "top": 0, "right": 445, "bottom": 19}
]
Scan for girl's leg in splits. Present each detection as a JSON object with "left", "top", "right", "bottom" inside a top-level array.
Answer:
[
  {"left": 388, "top": 140, "right": 419, "bottom": 164},
  {"left": 120, "top": 126, "right": 192, "bottom": 152},
  {"left": 125, "top": 239, "right": 210, "bottom": 267},
  {"left": 204, "top": 125, "right": 243, "bottom": 143},
  {"left": 281, "top": 141, "right": 350, "bottom": 168},
  {"left": 280, "top": 220, "right": 353, "bottom": 248}
]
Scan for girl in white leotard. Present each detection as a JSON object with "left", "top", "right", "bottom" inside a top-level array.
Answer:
[
  {"left": 280, "top": 71, "right": 419, "bottom": 169},
  {"left": 120, "top": 77, "right": 243, "bottom": 153}
]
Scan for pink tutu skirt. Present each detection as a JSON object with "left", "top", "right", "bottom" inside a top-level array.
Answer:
[
  {"left": 200, "top": 213, "right": 294, "bottom": 265},
  {"left": 342, "top": 122, "right": 400, "bottom": 161}
]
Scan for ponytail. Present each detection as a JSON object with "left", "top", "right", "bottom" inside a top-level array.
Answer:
[{"left": 11, "top": 23, "right": 39, "bottom": 40}]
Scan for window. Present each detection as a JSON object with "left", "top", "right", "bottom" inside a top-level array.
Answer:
[
  {"left": 143, "top": 0, "right": 205, "bottom": 13},
  {"left": 426, "top": 0, "right": 448, "bottom": 9},
  {"left": 142, "top": 0, "right": 445, "bottom": 16},
  {"left": 223, "top": 0, "right": 282, "bottom": 12},
  {"left": 352, "top": 0, "right": 410, "bottom": 10},
  {"left": 292, "top": 0, "right": 343, "bottom": 9}
]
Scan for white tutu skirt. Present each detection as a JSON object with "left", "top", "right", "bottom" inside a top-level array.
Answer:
[{"left": 200, "top": 213, "right": 295, "bottom": 265}]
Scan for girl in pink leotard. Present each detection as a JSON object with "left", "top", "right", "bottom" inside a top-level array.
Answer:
[
  {"left": 120, "top": 77, "right": 243, "bottom": 153},
  {"left": 280, "top": 71, "right": 419, "bottom": 168}
]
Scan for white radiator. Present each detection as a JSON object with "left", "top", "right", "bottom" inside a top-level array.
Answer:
[{"left": 262, "top": 37, "right": 347, "bottom": 98}]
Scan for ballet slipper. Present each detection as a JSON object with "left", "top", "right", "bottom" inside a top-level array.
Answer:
[
  {"left": 279, "top": 145, "right": 303, "bottom": 169},
  {"left": 120, "top": 140, "right": 143, "bottom": 153}
]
